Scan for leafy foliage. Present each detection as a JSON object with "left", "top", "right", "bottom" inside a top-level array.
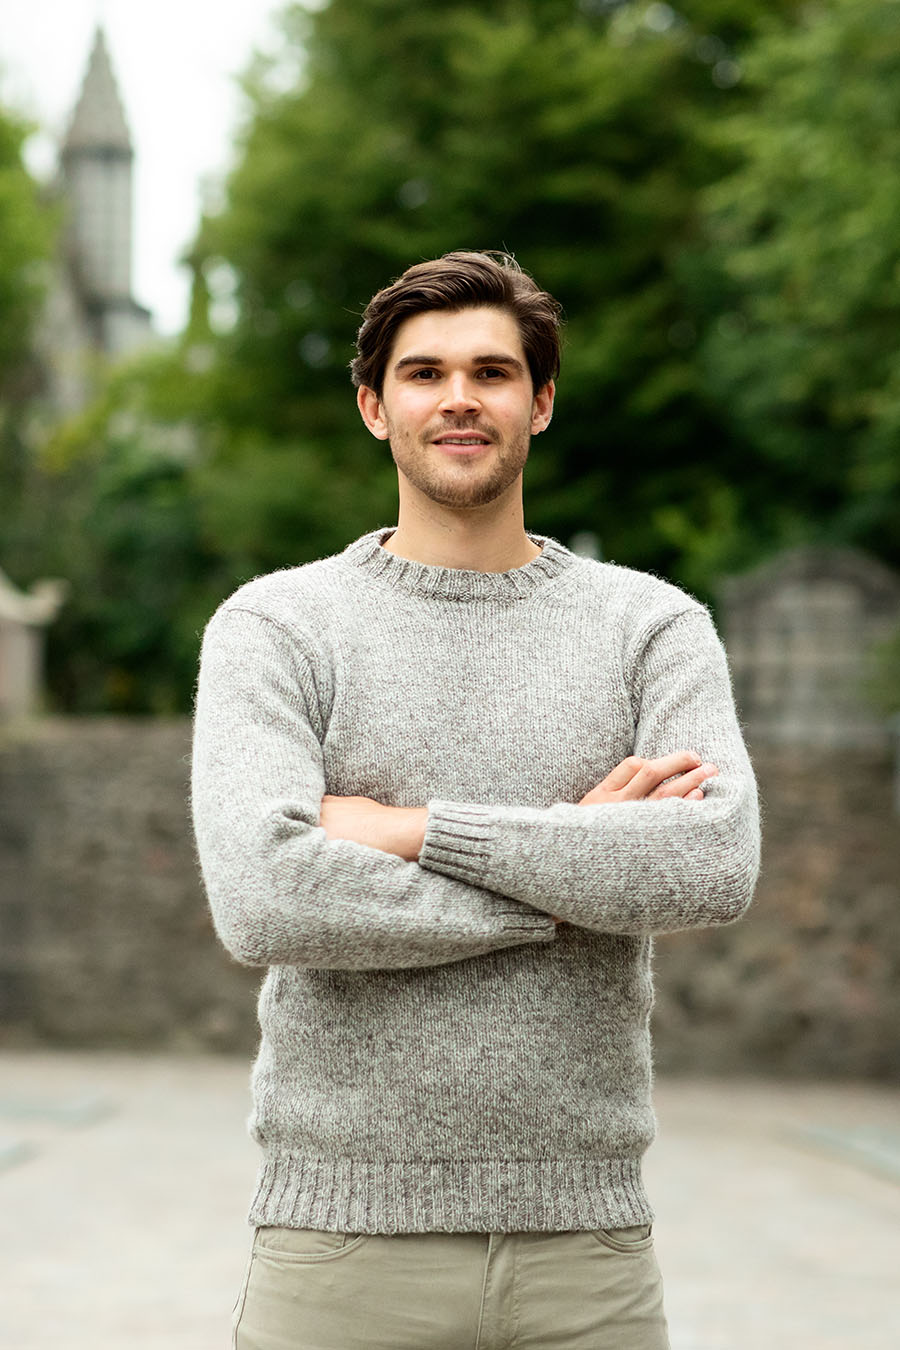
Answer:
[
  {"left": 8, "top": 0, "right": 900, "bottom": 712},
  {"left": 196, "top": 0, "right": 798, "bottom": 590},
  {"left": 693, "top": 0, "right": 900, "bottom": 572},
  {"left": 0, "top": 101, "right": 53, "bottom": 390},
  {"left": 0, "top": 99, "right": 55, "bottom": 579},
  {"left": 21, "top": 352, "right": 223, "bottom": 712}
]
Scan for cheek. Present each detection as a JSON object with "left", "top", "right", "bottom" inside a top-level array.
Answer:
[
  {"left": 506, "top": 398, "right": 541, "bottom": 432},
  {"left": 388, "top": 391, "right": 436, "bottom": 427}
]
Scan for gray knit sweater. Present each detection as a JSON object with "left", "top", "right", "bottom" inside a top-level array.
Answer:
[{"left": 191, "top": 528, "right": 759, "bottom": 1234}]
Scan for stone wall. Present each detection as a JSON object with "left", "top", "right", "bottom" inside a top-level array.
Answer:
[
  {"left": 0, "top": 719, "right": 259, "bottom": 1052},
  {"left": 1, "top": 718, "right": 898, "bottom": 1076},
  {"left": 652, "top": 746, "right": 900, "bottom": 1078}
]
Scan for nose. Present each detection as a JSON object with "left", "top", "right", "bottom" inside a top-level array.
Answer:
[{"left": 439, "top": 372, "right": 481, "bottom": 416}]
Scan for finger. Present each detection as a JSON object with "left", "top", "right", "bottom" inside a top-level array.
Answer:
[
  {"left": 596, "top": 756, "right": 648, "bottom": 793},
  {"left": 649, "top": 763, "right": 718, "bottom": 799},
  {"left": 619, "top": 750, "right": 703, "bottom": 798}
]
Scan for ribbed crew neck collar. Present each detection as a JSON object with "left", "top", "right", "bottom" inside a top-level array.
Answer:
[{"left": 340, "top": 527, "right": 578, "bottom": 602}]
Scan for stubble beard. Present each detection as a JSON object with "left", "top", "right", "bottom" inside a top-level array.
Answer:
[{"left": 386, "top": 416, "right": 532, "bottom": 509}]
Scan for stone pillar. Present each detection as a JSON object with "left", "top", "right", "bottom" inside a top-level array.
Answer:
[
  {"left": 0, "top": 573, "right": 67, "bottom": 720},
  {"left": 718, "top": 547, "right": 900, "bottom": 751}
]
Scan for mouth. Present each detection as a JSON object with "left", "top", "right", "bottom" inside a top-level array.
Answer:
[{"left": 431, "top": 433, "right": 492, "bottom": 452}]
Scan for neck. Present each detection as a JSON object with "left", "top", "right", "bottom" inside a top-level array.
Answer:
[{"left": 382, "top": 480, "right": 540, "bottom": 573}]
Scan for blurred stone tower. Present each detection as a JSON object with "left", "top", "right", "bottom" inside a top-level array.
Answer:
[{"left": 38, "top": 26, "right": 153, "bottom": 416}]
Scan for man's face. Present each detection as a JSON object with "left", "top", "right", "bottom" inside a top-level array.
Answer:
[{"left": 357, "top": 306, "right": 554, "bottom": 510}]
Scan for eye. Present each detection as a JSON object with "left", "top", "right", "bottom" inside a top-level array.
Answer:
[
  {"left": 409, "top": 367, "right": 439, "bottom": 380},
  {"left": 477, "top": 367, "right": 507, "bottom": 380}
]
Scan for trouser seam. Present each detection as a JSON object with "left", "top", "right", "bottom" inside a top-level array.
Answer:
[
  {"left": 231, "top": 1228, "right": 256, "bottom": 1349},
  {"left": 474, "top": 1233, "right": 493, "bottom": 1350},
  {"left": 510, "top": 1234, "right": 522, "bottom": 1349}
]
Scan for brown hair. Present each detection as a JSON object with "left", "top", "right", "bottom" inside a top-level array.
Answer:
[{"left": 350, "top": 250, "right": 562, "bottom": 396}]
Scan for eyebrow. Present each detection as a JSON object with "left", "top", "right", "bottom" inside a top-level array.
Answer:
[{"left": 393, "top": 353, "right": 527, "bottom": 375}]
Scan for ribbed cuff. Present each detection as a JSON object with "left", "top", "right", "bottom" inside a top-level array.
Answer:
[{"left": 419, "top": 801, "right": 497, "bottom": 888}]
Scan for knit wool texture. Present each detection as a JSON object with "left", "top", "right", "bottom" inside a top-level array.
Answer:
[{"left": 191, "top": 528, "right": 760, "bottom": 1234}]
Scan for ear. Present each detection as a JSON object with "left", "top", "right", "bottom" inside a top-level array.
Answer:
[
  {"left": 357, "top": 386, "right": 390, "bottom": 440},
  {"left": 531, "top": 380, "right": 555, "bottom": 435}
]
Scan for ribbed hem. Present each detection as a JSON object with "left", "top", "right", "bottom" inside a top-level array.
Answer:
[
  {"left": 420, "top": 802, "right": 497, "bottom": 887},
  {"left": 248, "top": 1155, "right": 652, "bottom": 1234},
  {"left": 339, "top": 528, "right": 577, "bottom": 603}
]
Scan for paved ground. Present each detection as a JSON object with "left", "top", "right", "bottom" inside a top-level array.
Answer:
[{"left": 0, "top": 1051, "right": 897, "bottom": 1349}]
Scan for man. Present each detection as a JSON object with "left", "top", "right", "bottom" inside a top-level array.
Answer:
[{"left": 192, "top": 250, "right": 760, "bottom": 1349}]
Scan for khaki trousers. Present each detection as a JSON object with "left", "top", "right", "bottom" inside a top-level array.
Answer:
[{"left": 233, "top": 1224, "right": 670, "bottom": 1349}]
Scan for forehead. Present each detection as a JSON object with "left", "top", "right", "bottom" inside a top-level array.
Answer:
[{"left": 387, "top": 306, "right": 526, "bottom": 369}]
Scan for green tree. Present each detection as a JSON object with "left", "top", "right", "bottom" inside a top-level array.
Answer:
[
  {"left": 33, "top": 349, "right": 226, "bottom": 713},
  {"left": 692, "top": 0, "right": 900, "bottom": 571},
  {"left": 0, "top": 97, "right": 55, "bottom": 567},
  {"left": 194, "top": 0, "right": 799, "bottom": 592},
  {"left": 0, "top": 92, "right": 220, "bottom": 713},
  {"left": 27, "top": 0, "right": 900, "bottom": 715},
  {"left": 0, "top": 100, "right": 52, "bottom": 386}
]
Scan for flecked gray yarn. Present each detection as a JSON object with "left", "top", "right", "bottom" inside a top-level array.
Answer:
[{"left": 191, "top": 528, "right": 759, "bottom": 1234}]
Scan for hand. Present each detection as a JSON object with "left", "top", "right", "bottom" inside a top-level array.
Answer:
[
  {"left": 578, "top": 751, "right": 718, "bottom": 806},
  {"left": 320, "top": 795, "right": 428, "bottom": 861}
]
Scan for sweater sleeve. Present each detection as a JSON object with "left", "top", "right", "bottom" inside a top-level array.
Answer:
[
  {"left": 418, "top": 607, "right": 760, "bottom": 936},
  {"left": 191, "top": 606, "right": 556, "bottom": 970}
]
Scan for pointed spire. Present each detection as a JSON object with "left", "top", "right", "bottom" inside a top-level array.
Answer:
[{"left": 63, "top": 27, "right": 132, "bottom": 155}]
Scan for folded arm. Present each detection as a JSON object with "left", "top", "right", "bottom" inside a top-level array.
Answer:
[
  {"left": 191, "top": 607, "right": 556, "bottom": 970},
  {"left": 414, "top": 608, "right": 760, "bottom": 936}
]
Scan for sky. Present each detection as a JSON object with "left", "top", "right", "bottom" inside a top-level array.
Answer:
[{"left": 0, "top": 0, "right": 298, "bottom": 334}]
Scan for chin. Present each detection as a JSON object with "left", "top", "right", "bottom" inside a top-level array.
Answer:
[
  {"left": 419, "top": 475, "right": 514, "bottom": 509},
  {"left": 408, "top": 461, "right": 526, "bottom": 510}
]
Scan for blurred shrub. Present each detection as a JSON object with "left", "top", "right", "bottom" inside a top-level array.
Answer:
[{"left": 8, "top": 1, "right": 900, "bottom": 711}]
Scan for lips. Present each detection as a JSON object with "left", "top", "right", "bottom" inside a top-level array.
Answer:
[
  {"left": 432, "top": 438, "right": 491, "bottom": 457},
  {"left": 432, "top": 434, "right": 491, "bottom": 447}
]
